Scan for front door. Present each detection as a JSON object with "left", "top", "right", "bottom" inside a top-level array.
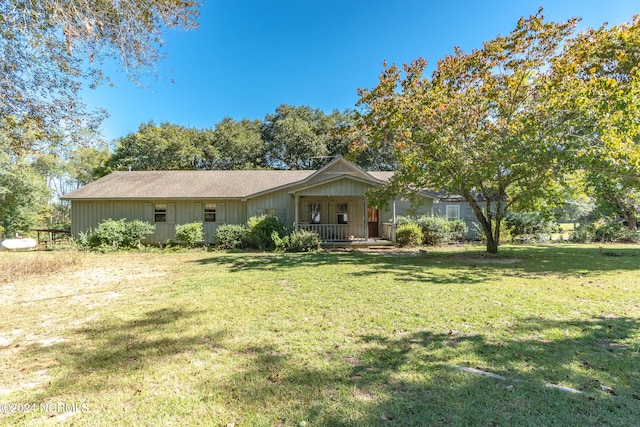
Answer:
[{"left": 368, "top": 207, "right": 379, "bottom": 238}]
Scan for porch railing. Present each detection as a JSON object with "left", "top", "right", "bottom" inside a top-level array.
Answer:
[{"left": 300, "top": 223, "right": 366, "bottom": 241}]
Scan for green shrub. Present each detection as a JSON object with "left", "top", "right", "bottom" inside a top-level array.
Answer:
[
  {"left": 124, "top": 220, "right": 156, "bottom": 246},
  {"left": 175, "top": 222, "right": 204, "bottom": 247},
  {"left": 618, "top": 229, "right": 640, "bottom": 243},
  {"left": 591, "top": 218, "right": 624, "bottom": 242},
  {"left": 396, "top": 216, "right": 467, "bottom": 245},
  {"left": 396, "top": 223, "right": 423, "bottom": 247},
  {"left": 448, "top": 219, "right": 468, "bottom": 242},
  {"left": 568, "top": 218, "right": 636, "bottom": 243},
  {"left": 271, "top": 230, "right": 287, "bottom": 252},
  {"left": 416, "top": 216, "right": 451, "bottom": 245},
  {"left": 286, "top": 229, "right": 321, "bottom": 252},
  {"left": 246, "top": 215, "right": 287, "bottom": 251},
  {"left": 213, "top": 224, "right": 247, "bottom": 250},
  {"left": 81, "top": 218, "right": 155, "bottom": 250},
  {"left": 505, "top": 212, "right": 556, "bottom": 243},
  {"left": 569, "top": 226, "right": 593, "bottom": 243},
  {"left": 395, "top": 215, "right": 417, "bottom": 226}
]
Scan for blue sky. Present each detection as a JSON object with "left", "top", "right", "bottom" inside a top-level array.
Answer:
[{"left": 84, "top": 0, "right": 639, "bottom": 141}]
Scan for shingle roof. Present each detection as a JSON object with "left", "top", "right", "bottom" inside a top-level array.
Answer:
[{"left": 62, "top": 170, "right": 316, "bottom": 200}]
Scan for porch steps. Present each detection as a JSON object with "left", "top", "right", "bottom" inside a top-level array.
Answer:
[
  {"left": 367, "top": 245, "right": 397, "bottom": 250},
  {"left": 321, "top": 239, "right": 395, "bottom": 249}
]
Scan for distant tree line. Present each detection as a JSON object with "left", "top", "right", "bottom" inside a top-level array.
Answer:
[{"left": 100, "top": 104, "right": 395, "bottom": 175}]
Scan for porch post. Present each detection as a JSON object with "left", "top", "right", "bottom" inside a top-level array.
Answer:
[
  {"left": 392, "top": 199, "right": 397, "bottom": 243},
  {"left": 364, "top": 197, "right": 369, "bottom": 240},
  {"left": 392, "top": 198, "right": 397, "bottom": 223},
  {"left": 295, "top": 195, "right": 300, "bottom": 230}
]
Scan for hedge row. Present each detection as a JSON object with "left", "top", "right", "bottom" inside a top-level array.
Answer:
[{"left": 396, "top": 216, "right": 468, "bottom": 247}]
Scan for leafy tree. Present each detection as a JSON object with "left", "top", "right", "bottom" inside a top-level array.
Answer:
[
  {"left": 550, "top": 171, "right": 595, "bottom": 226},
  {"left": 0, "top": 162, "right": 52, "bottom": 236},
  {"left": 68, "top": 144, "right": 113, "bottom": 185},
  {"left": 559, "top": 16, "right": 640, "bottom": 229},
  {"left": 357, "top": 11, "right": 581, "bottom": 253},
  {"left": 0, "top": 0, "right": 201, "bottom": 149},
  {"left": 263, "top": 105, "right": 332, "bottom": 170},
  {"left": 344, "top": 124, "right": 397, "bottom": 171},
  {"left": 210, "top": 117, "right": 266, "bottom": 169},
  {"left": 110, "top": 121, "right": 209, "bottom": 170},
  {"left": 587, "top": 173, "right": 640, "bottom": 229},
  {"left": 0, "top": 145, "right": 52, "bottom": 236}
]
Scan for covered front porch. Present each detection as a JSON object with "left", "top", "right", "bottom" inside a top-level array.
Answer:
[{"left": 293, "top": 195, "right": 394, "bottom": 243}]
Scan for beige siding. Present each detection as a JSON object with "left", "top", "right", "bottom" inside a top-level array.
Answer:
[
  {"left": 296, "top": 179, "right": 374, "bottom": 197},
  {"left": 71, "top": 199, "right": 245, "bottom": 244},
  {"left": 380, "top": 197, "right": 434, "bottom": 223},
  {"left": 304, "top": 161, "right": 362, "bottom": 185},
  {"left": 198, "top": 200, "right": 244, "bottom": 242},
  {"left": 247, "top": 191, "right": 293, "bottom": 225}
]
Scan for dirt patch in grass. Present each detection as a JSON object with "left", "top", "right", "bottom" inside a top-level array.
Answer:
[{"left": 0, "top": 252, "right": 179, "bottom": 398}]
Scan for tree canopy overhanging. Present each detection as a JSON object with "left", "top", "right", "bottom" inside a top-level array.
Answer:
[
  {"left": 356, "top": 10, "right": 640, "bottom": 253},
  {"left": 0, "top": 0, "right": 201, "bottom": 152}
]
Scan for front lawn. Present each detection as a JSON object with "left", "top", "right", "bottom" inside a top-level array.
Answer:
[{"left": 1, "top": 245, "right": 639, "bottom": 426}]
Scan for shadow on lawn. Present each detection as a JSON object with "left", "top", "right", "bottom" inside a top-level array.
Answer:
[
  {"left": 19, "top": 307, "right": 228, "bottom": 402},
  {"left": 194, "top": 244, "right": 640, "bottom": 283},
  {"left": 216, "top": 316, "right": 640, "bottom": 426}
]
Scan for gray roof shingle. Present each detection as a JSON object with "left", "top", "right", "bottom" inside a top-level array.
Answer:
[{"left": 62, "top": 170, "right": 316, "bottom": 200}]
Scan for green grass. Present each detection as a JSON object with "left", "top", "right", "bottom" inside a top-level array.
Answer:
[{"left": 2, "top": 245, "right": 640, "bottom": 426}]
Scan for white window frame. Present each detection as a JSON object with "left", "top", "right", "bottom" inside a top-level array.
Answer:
[
  {"left": 309, "top": 203, "right": 321, "bottom": 224},
  {"left": 204, "top": 203, "right": 217, "bottom": 222},
  {"left": 446, "top": 205, "right": 460, "bottom": 220},
  {"left": 154, "top": 203, "right": 167, "bottom": 223},
  {"left": 337, "top": 203, "right": 348, "bottom": 224}
]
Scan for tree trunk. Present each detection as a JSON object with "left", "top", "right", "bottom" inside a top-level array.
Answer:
[
  {"left": 486, "top": 217, "right": 501, "bottom": 254},
  {"left": 487, "top": 239, "right": 498, "bottom": 254},
  {"left": 628, "top": 214, "right": 637, "bottom": 231},
  {"left": 486, "top": 237, "right": 499, "bottom": 254}
]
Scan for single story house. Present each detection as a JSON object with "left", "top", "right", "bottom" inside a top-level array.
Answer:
[{"left": 61, "top": 157, "right": 480, "bottom": 244}]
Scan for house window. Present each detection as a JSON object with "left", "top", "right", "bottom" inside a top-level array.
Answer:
[
  {"left": 266, "top": 208, "right": 277, "bottom": 218},
  {"left": 446, "top": 205, "right": 460, "bottom": 220},
  {"left": 154, "top": 204, "right": 167, "bottom": 223},
  {"left": 309, "top": 203, "right": 321, "bottom": 224},
  {"left": 337, "top": 203, "right": 348, "bottom": 224},
  {"left": 204, "top": 203, "right": 216, "bottom": 222}
]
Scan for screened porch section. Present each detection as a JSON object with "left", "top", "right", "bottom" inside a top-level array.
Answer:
[{"left": 295, "top": 197, "right": 369, "bottom": 242}]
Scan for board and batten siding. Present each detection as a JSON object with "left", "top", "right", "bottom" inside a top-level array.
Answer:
[
  {"left": 379, "top": 197, "right": 434, "bottom": 224},
  {"left": 70, "top": 201, "right": 150, "bottom": 238},
  {"left": 246, "top": 191, "right": 293, "bottom": 225},
  {"left": 70, "top": 199, "right": 245, "bottom": 244},
  {"left": 433, "top": 200, "right": 483, "bottom": 238},
  {"left": 295, "top": 179, "right": 375, "bottom": 198}
]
